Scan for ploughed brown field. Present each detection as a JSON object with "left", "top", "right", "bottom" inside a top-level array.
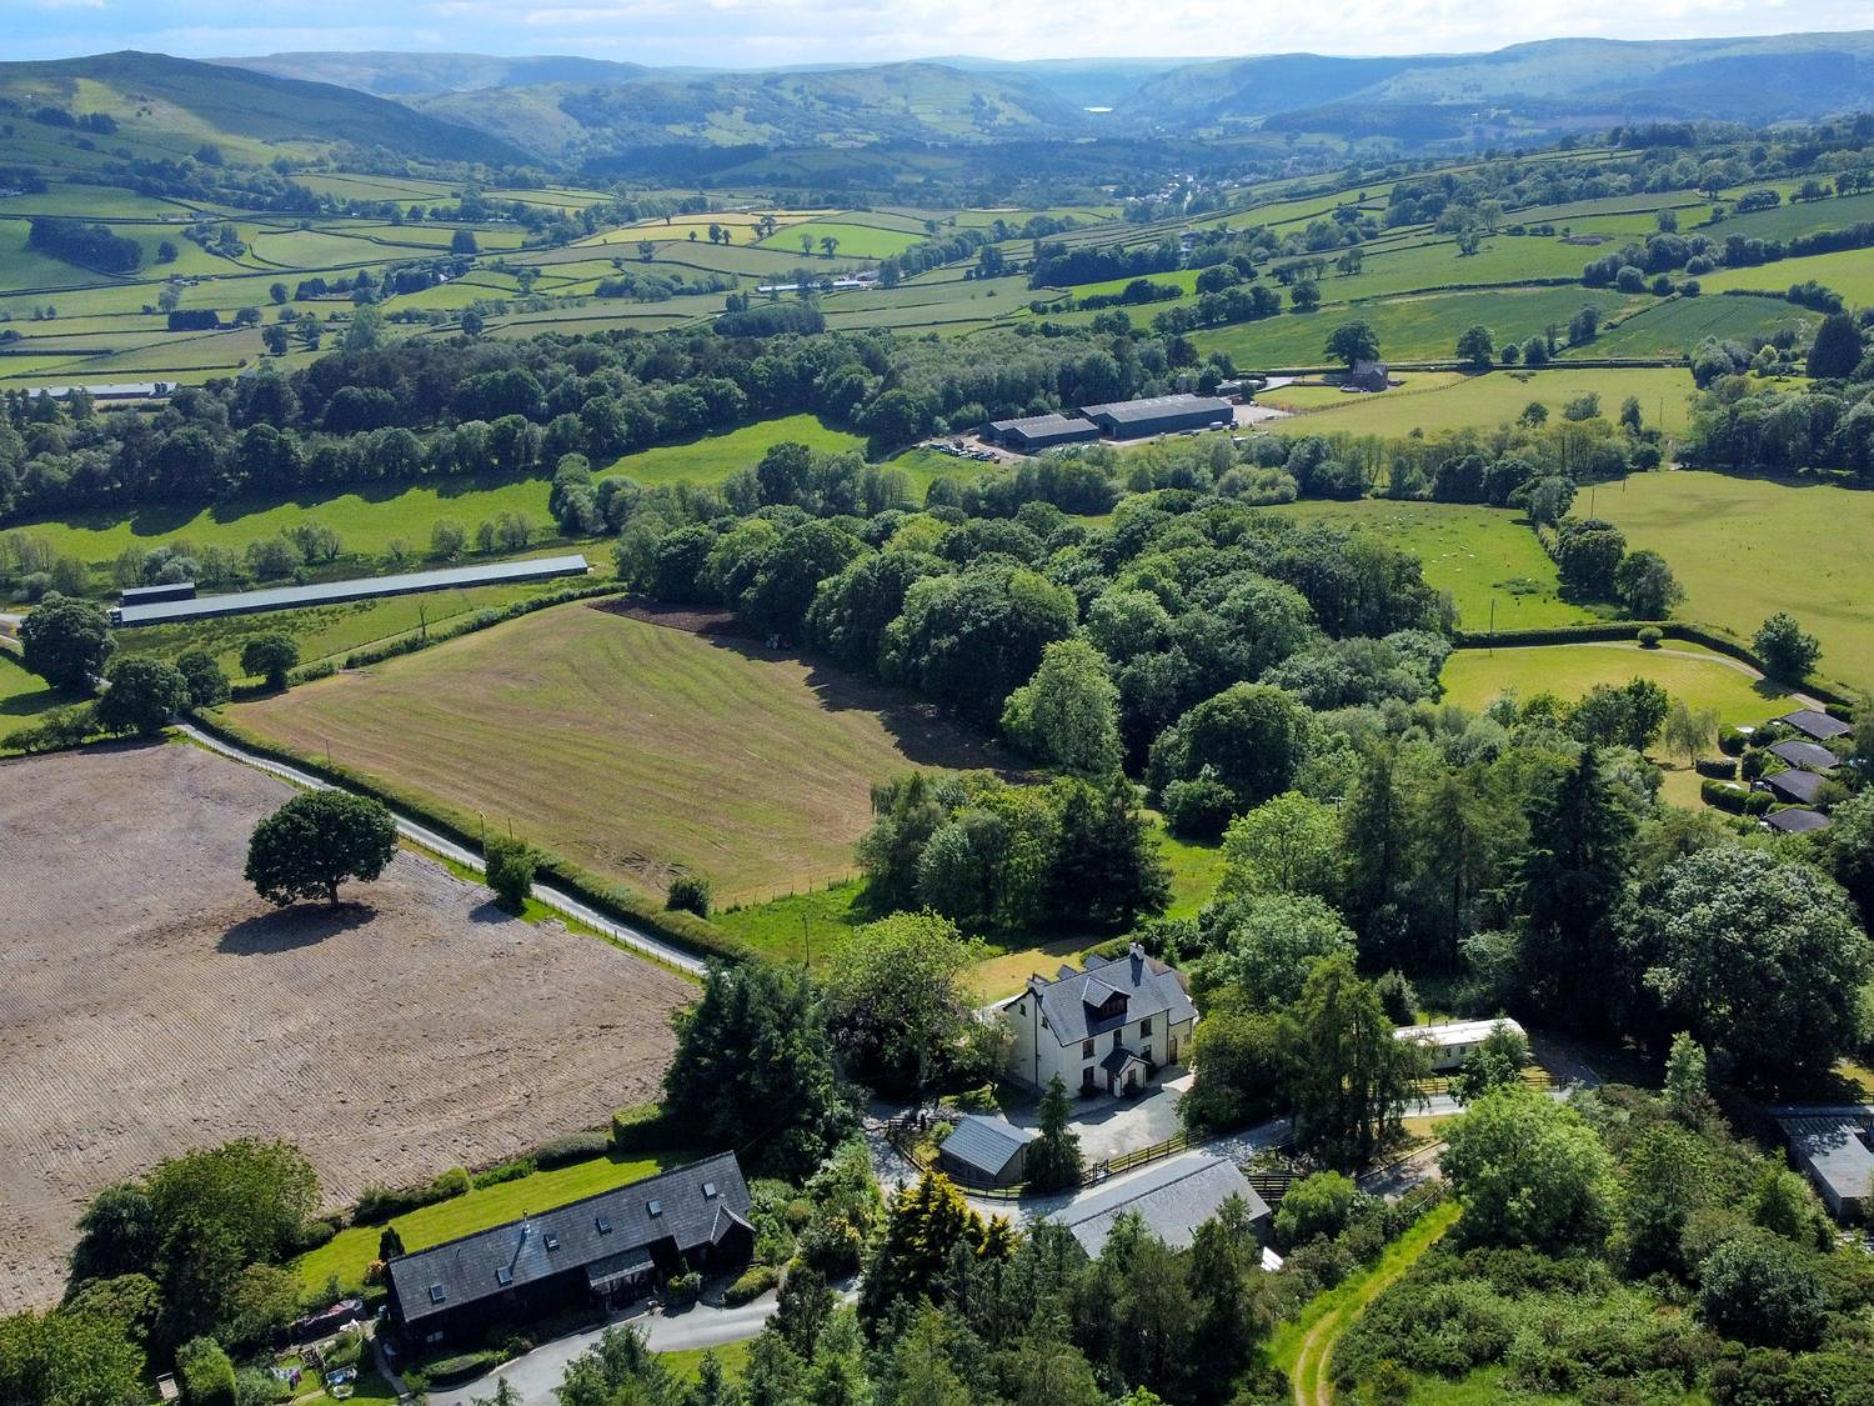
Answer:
[{"left": 0, "top": 741, "right": 692, "bottom": 1312}]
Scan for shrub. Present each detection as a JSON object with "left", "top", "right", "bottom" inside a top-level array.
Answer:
[
  {"left": 1701, "top": 779, "right": 1754, "bottom": 813},
  {"left": 1717, "top": 725, "right": 1749, "bottom": 756},
  {"left": 428, "top": 1166, "right": 471, "bottom": 1200},
  {"left": 666, "top": 1270, "right": 704, "bottom": 1304},
  {"left": 1637, "top": 626, "right": 1663, "bottom": 648},
  {"left": 420, "top": 1352, "right": 501, "bottom": 1387},
  {"left": 611, "top": 1102, "right": 675, "bottom": 1153},
  {"left": 175, "top": 1338, "right": 237, "bottom": 1406},
  {"left": 724, "top": 1264, "right": 780, "bottom": 1306},
  {"left": 1695, "top": 757, "right": 1738, "bottom": 780},
  {"left": 666, "top": 873, "right": 711, "bottom": 917},
  {"left": 470, "top": 1158, "right": 536, "bottom": 1190},
  {"left": 1699, "top": 1235, "right": 1829, "bottom": 1348},
  {"left": 484, "top": 833, "right": 537, "bottom": 910},
  {"left": 1161, "top": 772, "right": 1239, "bottom": 840},
  {"left": 1275, "top": 1171, "right": 1366, "bottom": 1248},
  {"left": 531, "top": 1130, "right": 609, "bottom": 1168}
]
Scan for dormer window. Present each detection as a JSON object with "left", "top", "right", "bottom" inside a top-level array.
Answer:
[
  {"left": 496, "top": 1267, "right": 513, "bottom": 1286},
  {"left": 703, "top": 1181, "right": 718, "bottom": 1199},
  {"left": 428, "top": 1284, "right": 446, "bottom": 1304},
  {"left": 648, "top": 1199, "right": 663, "bottom": 1217},
  {"left": 596, "top": 1215, "right": 612, "bottom": 1234},
  {"left": 545, "top": 1233, "right": 560, "bottom": 1251}
]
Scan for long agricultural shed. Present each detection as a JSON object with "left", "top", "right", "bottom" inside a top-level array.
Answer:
[{"left": 111, "top": 554, "right": 590, "bottom": 627}]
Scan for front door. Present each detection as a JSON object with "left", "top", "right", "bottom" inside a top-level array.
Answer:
[{"left": 1168, "top": 1035, "right": 1178, "bottom": 1065}]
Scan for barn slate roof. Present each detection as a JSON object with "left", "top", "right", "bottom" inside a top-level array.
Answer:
[
  {"left": 941, "top": 1115, "right": 1037, "bottom": 1179},
  {"left": 387, "top": 1151, "right": 750, "bottom": 1325},
  {"left": 1078, "top": 393, "right": 1233, "bottom": 424},
  {"left": 1769, "top": 739, "right": 1839, "bottom": 771},
  {"left": 1763, "top": 768, "right": 1828, "bottom": 805},
  {"left": 1050, "top": 1154, "right": 1269, "bottom": 1257},
  {"left": 1766, "top": 807, "right": 1832, "bottom": 834},
  {"left": 1778, "top": 708, "right": 1851, "bottom": 742}
]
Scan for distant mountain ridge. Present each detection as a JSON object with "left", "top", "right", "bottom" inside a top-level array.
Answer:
[
  {"left": 213, "top": 51, "right": 662, "bottom": 97},
  {"left": 0, "top": 51, "right": 528, "bottom": 164}
]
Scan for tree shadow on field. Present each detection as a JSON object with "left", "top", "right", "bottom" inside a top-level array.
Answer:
[
  {"left": 219, "top": 902, "right": 377, "bottom": 954},
  {"left": 468, "top": 899, "right": 525, "bottom": 926}
]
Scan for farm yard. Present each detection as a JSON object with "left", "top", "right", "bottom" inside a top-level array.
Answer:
[
  {"left": 0, "top": 740, "right": 693, "bottom": 1312},
  {"left": 226, "top": 601, "right": 1009, "bottom": 903}
]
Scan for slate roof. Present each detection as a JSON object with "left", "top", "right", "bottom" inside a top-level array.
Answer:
[
  {"left": 1013, "top": 946, "right": 1196, "bottom": 1048},
  {"left": 1394, "top": 1018, "right": 1526, "bottom": 1049},
  {"left": 1778, "top": 708, "right": 1851, "bottom": 742},
  {"left": 1078, "top": 393, "right": 1233, "bottom": 424},
  {"left": 387, "top": 1151, "right": 750, "bottom": 1325},
  {"left": 1769, "top": 1106, "right": 1874, "bottom": 1213},
  {"left": 1770, "top": 739, "right": 1839, "bottom": 771},
  {"left": 1766, "top": 807, "right": 1832, "bottom": 834},
  {"left": 1050, "top": 1154, "right": 1270, "bottom": 1257},
  {"left": 1763, "top": 768, "right": 1828, "bottom": 805},
  {"left": 988, "top": 412, "right": 1097, "bottom": 439},
  {"left": 940, "top": 1115, "right": 1037, "bottom": 1179}
]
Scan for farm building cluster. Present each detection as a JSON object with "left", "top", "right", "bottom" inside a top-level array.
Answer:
[
  {"left": 1754, "top": 708, "right": 1850, "bottom": 833},
  {"left": 984, "top": 392, "right": 1236, "bottom": 452}
]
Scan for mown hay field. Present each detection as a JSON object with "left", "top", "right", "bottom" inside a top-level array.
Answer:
[
  {"left": 0, "top": 742, "right": 692, "bottom": 1311},
  {"left": 1265, "top": 367, "right": 1699, "bottom": 437},
  {"left": 228, "top": 603, "right": 1007, "bottom": 902}
]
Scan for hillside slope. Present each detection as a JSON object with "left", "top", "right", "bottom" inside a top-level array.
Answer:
[
  {"left": 1118, "top": 30, "right": 1874, "bottom": 135},
  {"left": 215, "top": 51, "right": 658, "bottom": 98},
  {"left": 0, "top": 51, "right": 528, "bottom": 164},
  {"left": 407, "top": 62, "right": 1091, "bottom": 163}
]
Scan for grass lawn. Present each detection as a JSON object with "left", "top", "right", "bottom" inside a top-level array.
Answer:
[
  {"left": 1259, "top": 499, "right": 1594, "bottom": 630},
  {"left": 0, "top": 649, "right": 72, "bottom": 741},
  {"left": 1266, "top": 366, "right": 1699, "bottom": 437},
  {"left": 712, "top": 881, "right": 867, "bottom": 966},
  {"left": 294, "top": 1149, "right": 699, "bottom": 1297},
  {"left": 602, "top": 415, "right": 864, "bottom": 487},
  {"left": 8, "top": 415, "right": 859, "bottom": 573},
  {"left": 1158, "top": 821, "right": 1224, "bottom": 918},
  {"left": 1594, "top": 469, "right": 1874, "bottom": 694},
  {"left": 1573, "top": 294, "right": 1811, "bottom": 360},
  {"left": 1440, "top": 640, "right": 1794, "bottom": 725},
  {"left": 228, "top": 603, "right": 1005, "bottom": 903},
  {"left": 1701, "top": 246, "right": 1874, "bottom": 306},
  {"left": 661, "top": 1339, "right": 752, "bottom": 1384}
]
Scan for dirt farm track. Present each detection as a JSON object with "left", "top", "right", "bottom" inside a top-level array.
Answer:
[{"left": 0, "top": 741, "right": 693, "bottom": 1312}]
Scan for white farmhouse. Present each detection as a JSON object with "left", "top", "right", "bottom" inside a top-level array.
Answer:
[{"left": 1000, "top": 944, "right": 1197, "bottom": 1096}]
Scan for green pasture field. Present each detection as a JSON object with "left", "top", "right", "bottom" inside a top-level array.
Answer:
[
  {"left": 1596, "top": 469, "right": 1874, "bottom": 694},
  {"left": 603, "top": 414, "right": 863, "bottom": 486},
  {"left": 10, "top": 414, "right": 857, "bottom": 570},
  {"left": 484, "top": 309, "right": 705, "bottom": 339},
  {"left": 0, "top": 649, "right": 72, "bottom": 741},
  {"left": 1266, "top": 366, "right": 1700, "bottom": 437},
  {"left": 1259, "top": 498, "right": 1593, "bottom": 630},
  {"left": 879, "top": 447, "right": 994, "bottom": 500},
  {"left": 246, "top": 228, "right": 386, "bottom": 268},
  {"left": 0, "top": 186, "right": 198, "bottom": 218},
  {"left": 1323, "top": 233, "right": 1614, "bottom": 298},
  {"left": 1572, "top": 294, "right": 1812, "bottom": 359},
  {"left": 293, "top": 1148, "right": 697, "bottom": 1296},
  {"left": 1195, "top": 286, "right": 1634, "bottom": 368},
  {"left": 756, "top": 220, "right": 924, "bottom": 259},
  {"left": 1440, "top": 639, "right": 1792, "bottom": 724},
  {"left": 1708, "top": 189, "right": 1874, "bottom": 242},
  {"left": 1701, "top": 247, "right": 1874, "bottom": 305},
  {"left": 820, "top": 303, "right": 999, "bottom": 333},
  {"left": 228, "top": 603, "right": 1009, "bottom": 902}
]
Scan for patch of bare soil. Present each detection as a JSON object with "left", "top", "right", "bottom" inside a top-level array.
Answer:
[{"left": 0, "top": 741, "right": 692, "bottom": 1311}]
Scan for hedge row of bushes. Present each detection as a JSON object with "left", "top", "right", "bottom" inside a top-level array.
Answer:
[
  {"left": 1695, "top": 757, "right": 1739, "bottom": 780},
  {"left": 610, "top": 1101, "right": 676, "bottom": 1154},
  {"left": 346, "top": 1128, "right": 622, "bottom": 1226},
  {"left": 724, "top": 1264, "right": 780, "bottom": 1306},
  {"left": 186, "top": 707, "right": 753, "bottom": 967},
  {"left": 1702, "top": 779, "right": 1773, "bottom": 815},
  {"left": 1451, "top": 619, "right": 1856, "bottom": 705}
]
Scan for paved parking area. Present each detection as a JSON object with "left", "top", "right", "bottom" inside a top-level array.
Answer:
[{"left": 998, "top": 1072, "right": 1193, "bottom": 1164}]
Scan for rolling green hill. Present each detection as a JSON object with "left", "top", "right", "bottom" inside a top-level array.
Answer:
[
  {"left": 408, "top": 62, "right": 1091, "bottom": 164},
  {"left": 0, "top": 51, "right": 527, "bottom": 165}
]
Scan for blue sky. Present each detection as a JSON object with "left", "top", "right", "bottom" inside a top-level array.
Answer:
[{"left": 9, "top": 0, "right": 1867, "bottom": 68}]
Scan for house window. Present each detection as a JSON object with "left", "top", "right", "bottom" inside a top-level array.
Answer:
[
  {"left": 545, "top": 1234, "right": 560, "bottom": 1251},
  {"left": 496, "top": 1267, "right": 513, "bottom": 1287},
  {"left": 596, "top": 1216, "right": 612, "bottom": 1234},
  {"left": 428, "top": 1284, "right": 446, "bottom": 1305},
  {"left": 1140, "top": 1017, "right": 1152, "bottom": 1037},
  {"left": 1142, "top": 1046, "right": 1152, "bottom": 1063},
  {"left": 1082, "top": 1039, "right": 1094, "bottom": 1058},
  {"left": 703, "top": 1181, "right": 718, "bottom": 1199},
  {"left": 1112, "top": 1031, "right": 1122, "bottom": 1049},
  {"left": 648, "top": 1199, "right": 663, "bottom": 1217}
]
